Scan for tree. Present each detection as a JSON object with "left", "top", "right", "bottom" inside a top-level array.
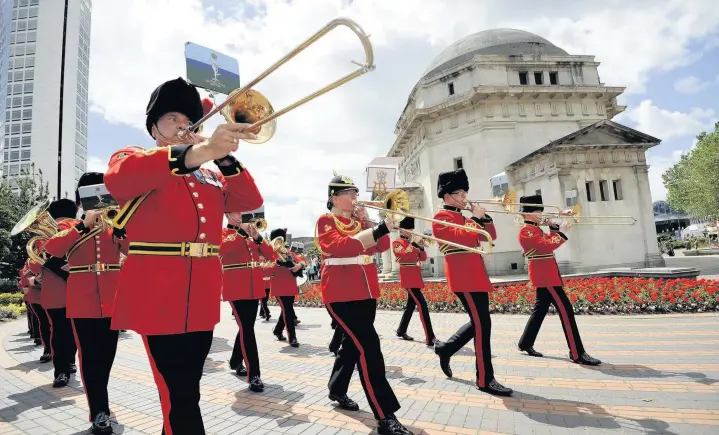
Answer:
[
  {"left": 305, "top": 243, "right": 321, "bottom": 260},
  {"left": 663, "top": 121, "right": 719, "bottom": 219},
  {"left": 0, "top": 166, "right": 50, "bottom": 281}
]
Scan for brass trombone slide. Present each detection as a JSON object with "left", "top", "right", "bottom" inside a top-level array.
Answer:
[
  {"left": 356, "top": 190, "right": 495, "bottom": 240},
  {"left": 185, "top": 18, "right": 375, "bottom": 142},
  {"left": 465, "top": 189, "right": 563, "bottom": 214},
  {"left": 399, "top": 229, "right": 489, "bottom": 255}
]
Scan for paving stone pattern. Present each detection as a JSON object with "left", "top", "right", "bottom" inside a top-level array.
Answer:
[{"left": 1, "top": 307, "right": 718, "bottom": 434}]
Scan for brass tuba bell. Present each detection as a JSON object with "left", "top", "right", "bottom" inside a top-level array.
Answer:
[{"left": 11, "top": 200, "right": 58, "bottom": 265}]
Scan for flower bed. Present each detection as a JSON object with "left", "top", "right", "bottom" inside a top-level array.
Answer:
[{"left": 293, "top": 277, "right": 719, "bottom": 315}]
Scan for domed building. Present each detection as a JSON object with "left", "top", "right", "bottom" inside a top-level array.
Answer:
[{"left": 369, "top": 29, "right": 664, "bottom": 278}]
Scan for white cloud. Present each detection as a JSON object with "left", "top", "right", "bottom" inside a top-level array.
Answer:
[
  {"left": 674, "top": 74, "right": 719, "bottom": 93},
  {"left": 86, "top": 156, "right": 109, "bottom": 173},
  {"left": 617, "top": 100, "right": 716, "bottom": 140},
  {"left": 88, "top": 0, "right": 719, "bottom": 235}
]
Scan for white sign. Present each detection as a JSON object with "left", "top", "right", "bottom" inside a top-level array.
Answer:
[{"left": 366, "top": 166, "right": 397, "bottom": 194}]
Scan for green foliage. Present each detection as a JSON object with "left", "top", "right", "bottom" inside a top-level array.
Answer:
[
  {"left": 0, "top": 166, "right": 50, "bottom": 280},
  {"left": 0, "top": 292, "right": 24, "bottom": 306},
  {"left": 0, "top": 303, "right": 26, "bottom": 320},
  {"left": 663, "top": 121, "right": 719, "bottom": 218},
  {"left": 305, "top": 243, "right": 321, "bottom": 260}
]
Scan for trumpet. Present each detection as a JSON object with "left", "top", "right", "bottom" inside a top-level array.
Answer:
[
  {"left": 182, "top": 18, "right": 374, "bottom": 144},
  {"left": 253, "top": 218, "right": 268, "bottom": 232}
]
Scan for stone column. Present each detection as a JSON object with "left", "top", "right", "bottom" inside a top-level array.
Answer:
[{"left": 381, "top": 245, "right": 393, "bottom": 274}]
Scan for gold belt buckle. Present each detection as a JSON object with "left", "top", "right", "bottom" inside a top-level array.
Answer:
[
  {"left": 186, "top": 243, "right": 208, "bottom": 258},
  {"left": 89, "top": 263, "right": 105, "bottom": 272},
  {"left": 361, "top": 255, "right": 373, "bottom": 265}
]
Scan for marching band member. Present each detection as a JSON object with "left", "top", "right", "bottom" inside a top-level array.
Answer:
[
  {"left": 24, "top": 258, "right": 51, "bottom": 360},
  {"left": 43, "top": 172, "right": 126, "bottom": 434},
  {"left": 269, "top": 228, "right": 302, "bottom": 347},
  {"left": 41, "top": 199, "right": 79, "bottom": 388},
  {"left": 393, "top": 217, "right": 436, "bottom": 346},
  {"left": 516, "top": 195, "right": 601, "bottom": 366},
  {"left": 431, "top": 169, "right": 512, "bottom": 396},
  {"left": 104, "top": 76, "right": 263, "bottom": 434},
  {"left": 18, "top": 263, "right": 41, "bottom": 345},
  {"left": 221, "top": 208, "right": 276, "bottom": 392},
  {"left": 316, "top": 173, "right": 413, "bottom": 435}
]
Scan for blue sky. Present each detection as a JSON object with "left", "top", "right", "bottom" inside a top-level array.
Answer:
[{"left": 86, "top": 0, "right": 719, "bottom": 236}]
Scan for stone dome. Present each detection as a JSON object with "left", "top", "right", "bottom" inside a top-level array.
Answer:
[{"left": 422, "top": 28, "right": 568, "bottom": 80}]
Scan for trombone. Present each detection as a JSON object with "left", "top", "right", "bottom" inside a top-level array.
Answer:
[
  {"left": 399, "top": 229, "right": 490, "bottom": 255},
  {"left": 183, "top": 18, "right": 375, "bottom": 144},
  {"left": 465, "top": 189, "right": 563, "bottom": 215},
  {"left": 530, "top": 204, "right": 637, "bottom": 226},
  {"left": 356, "top": 190, "right": 493, "bottom": 254}
]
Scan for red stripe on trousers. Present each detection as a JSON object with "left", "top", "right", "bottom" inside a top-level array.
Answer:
[
  {"left": 142, "top": 336, "right": 173, "bottom": 435},
  {"left": 70, "top": 319, "right": 92, "bottom": 421},
  {"left": 406, "top": 289, "right": 429, "bottom": 343},
  {"left": 463, "top": 293, "right": 486, "bottom": 388},
  {"left": 44, "top": 308, "right": 55, "bottom": 359},
  {"left": 276, "top": 297, "right": 289, "bottom": 336},
  {"left": 546, "top": 287, "right": 579, "bottom": 360},
  {"left": 229, "top": 302, "right": 250, "bottom": 381},
  {"left": 326, "top": 304, "right": 384, "bottom": 419}
]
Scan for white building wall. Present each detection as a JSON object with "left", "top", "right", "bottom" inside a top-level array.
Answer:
[{"left": 2, "top": 0, "right": 90, "bottom": 199}]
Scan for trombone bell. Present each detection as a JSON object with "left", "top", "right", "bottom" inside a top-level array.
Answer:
[{"left": 220, "top": 89, "right": 276, "bottom": 144}]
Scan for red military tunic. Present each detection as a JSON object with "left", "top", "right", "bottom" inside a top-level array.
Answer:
[
  {"left": 104, "top": 144, "right": 263, "bottom": 335},
  {"left": 44, "top": 219, "right": 126, "bottom": 318},
  {"left": 24, "top": 259, "right": 42, "bottom": 305},
  {"left": 269, "top": 251, "right": 303, "bottom": 297},
  {"left": 431, "top": 207, "right": 496, "bottom": 293},
  {"left": 34, "top": 233, "right": 69, "bottom": 309},
  {"left": 220, "top": 228, "right": 276, "bottom": 301},
  {"left": 392, "top": 236, "right": 427, "bottom": 289},
  {"left": 316, "top": 213, "right": 390, "bottom": 304},
  {"left": 518, "top": 221, "right": 568, "bottom": 287}
]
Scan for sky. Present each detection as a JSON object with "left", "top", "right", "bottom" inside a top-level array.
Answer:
[{"left": 86, "top": 0, "right": 719, "bottom": 236}]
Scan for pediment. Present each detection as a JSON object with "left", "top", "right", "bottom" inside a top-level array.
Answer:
[{"left": 552, "top": 120, "right": 660, "bottom": 147}]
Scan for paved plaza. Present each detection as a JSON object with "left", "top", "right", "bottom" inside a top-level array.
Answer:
[{"left": 0, "top": 307, "right": 718, "bottom": 435}]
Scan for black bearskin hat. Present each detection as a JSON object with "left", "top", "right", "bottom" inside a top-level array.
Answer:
[
  {"left": 270, "top": 228, "right": 287, "bottom": 241},
  {"left": 145, "top": 77, "right": 203, "bottom": 136},
  {"left": 399, "top": 216, "right": 415, "bottom": 230},
  {"left": 49, "top": 199, "right": 78, "bottom": 220},
  {"left": 437, "top": 169, "right": 469, "bottom": 198},
  {"left": 519, "top": 195, "right": 544, "bottom": 213}
]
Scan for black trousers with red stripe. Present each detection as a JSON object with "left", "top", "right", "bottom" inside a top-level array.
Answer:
[
  {"left": 518, "top": 286, "right": 585, "bottom": 360},
  {"left": 143, "top": 331, "right": 213, "bottom": 435},
  {"left": 229, "top": 299, "right": 261, "bottom": 379},
  {"left": 435, "top": 292, "right": 494, "bottom": 388},
  {"left": 396, "top": 288, "right": 435, "bottom": 344},
  {"left": 46, "top": 308, "right": 77, "bottom": 378},
  {"left": 272, "top": 296, "right": 297, "bottom": 340},
  {"left": 326, "top": 299, "right": 401, "bottom": 420},
  {"left": 72, "top": 318, "right": 119, "bottom": 420},
  {"left": 26, "top": 302, "right": 39, "bottom": 339},
  {"left": 258, "top": 289, "right": 271, "bottom": 318},
  {"left": 30, "top": 304, "right": 51, "bottom": 354}
]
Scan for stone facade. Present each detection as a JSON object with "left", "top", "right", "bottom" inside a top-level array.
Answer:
[{"left": 376, "top": 29, "right": 663, "bottom": 278}]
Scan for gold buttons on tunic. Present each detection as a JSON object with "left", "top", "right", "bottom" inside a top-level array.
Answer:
[
  {"left": 199, "top": 233, "right": 206, "bottom": 240},
  {"left": 200, "top": 217, "right": 206, "bottom": 223},
  {"left": 197, "top": 204, "right": 204, "bottom": 210}
]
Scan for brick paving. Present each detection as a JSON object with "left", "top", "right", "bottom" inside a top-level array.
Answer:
[{"left": 1, "top": 308, "right": 718, "bottom": 434}]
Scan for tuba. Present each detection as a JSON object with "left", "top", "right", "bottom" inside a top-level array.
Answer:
[{"left": 11, "top": 200, "right": 58, "bottom": 265}]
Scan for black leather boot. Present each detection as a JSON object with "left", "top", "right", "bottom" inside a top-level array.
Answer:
[
  {"left": 396, "top": 332, "right": 414, "bottom": 341},
  {"left": 289, "top": 338, "right": 300, "bottom": 348},
  {"left": 90, "top": 411, "right": 113, "bottom": 434},
  {"left": 572, "top": 352, "right": 601, "bottom": 366},
  {"left": 53, "top": 373, "right": 69, "bottom": 388},
  {"left": 249, "top": 376, "right": 264, "bottom": 392},
  {"left": 519, "top": 346, "right": 543, "bottom": 357},
  {"left": 328, "top": 394, "right": 359, "bottom": 411},
  {"left": 377, "top": 414, "right": 413, "bottom": 435},
  {"left": 433, "top": 341, "right": 452, "bottom": 378},
  {"left": 477, "top": 379, "right": 513, "bottom": 396}
]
